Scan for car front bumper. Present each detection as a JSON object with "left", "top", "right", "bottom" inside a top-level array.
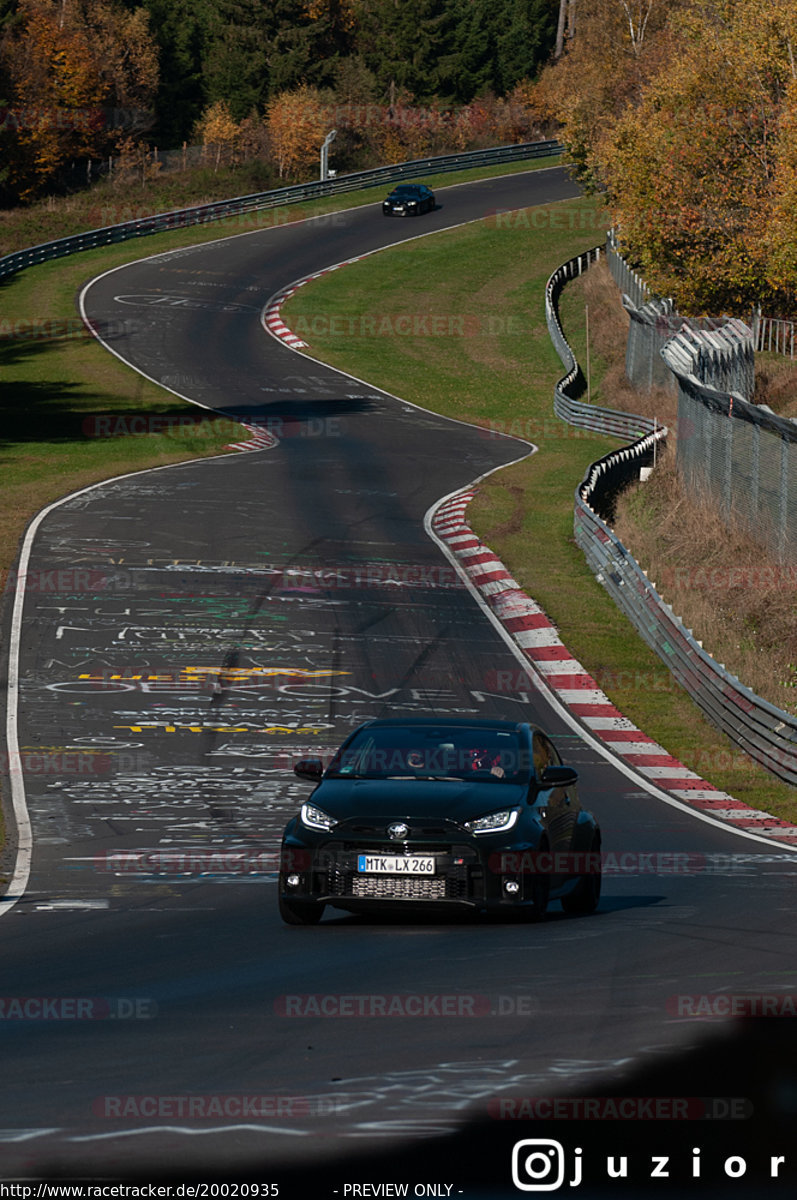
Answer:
[{"left": 280, "top": 831, "right": 543, "bottom": 913}]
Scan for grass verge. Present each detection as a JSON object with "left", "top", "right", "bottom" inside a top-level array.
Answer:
[{"left": 281, "top": 194, "right": 796, "bottom": 818}]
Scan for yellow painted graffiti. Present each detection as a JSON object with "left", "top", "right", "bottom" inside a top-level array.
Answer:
[
  {"left": 113, "top": 724, "right": 331, "bottom": 734},
  {"left": 78, "top": 667, "right": 350, "bottom": 682}
]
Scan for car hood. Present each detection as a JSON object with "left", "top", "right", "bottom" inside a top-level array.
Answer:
[{"left": 310, "top": 778, "right": 528, "bottom": 824}]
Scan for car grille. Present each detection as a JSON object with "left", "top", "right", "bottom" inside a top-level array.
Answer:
[
  {"left": 314, "top": 839, "right": 481, "bottom": 904},
  {"left": 325, "top": 859, "right": 473, "bottom": 902},
  {"left": 351, "top": 875, "right": 447, "bottom": 900}
]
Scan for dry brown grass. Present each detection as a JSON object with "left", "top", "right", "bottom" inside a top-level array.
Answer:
[
  {"left": 614, "top": 454, "right": 797, "bottom": 713},
  {"left": 755, "top": 352, "right": 797, "bottom": 419},
  {"left": 573, "top": 263, "right": 797, "bottom": 716},
  {"left": 569, "top": 260, "right": 679, "bottom": 433}
]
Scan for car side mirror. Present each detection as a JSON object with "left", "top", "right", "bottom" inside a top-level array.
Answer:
[
  {"left": 294, "top": 757, "right": 324, "bottom": 781},
  {"left": 539, "top": 765, "right": 578, "bottom": 788}
]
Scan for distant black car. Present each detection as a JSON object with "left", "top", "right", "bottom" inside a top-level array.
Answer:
[
  {"left": 382, "top": 183, "right": 435, "bottom": 216},
  {"left": 279, "top": 717, "right": 601, "bottom": 924}
]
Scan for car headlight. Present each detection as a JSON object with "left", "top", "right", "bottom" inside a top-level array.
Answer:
[
  {"left": 464, "top": 808, "right": 520, "bottom": 836},
  {"left": 301, "top": 802, "right": 337, "bottom": 832}
]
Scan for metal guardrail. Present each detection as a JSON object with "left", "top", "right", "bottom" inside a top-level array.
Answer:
[
  {"left": 574, "top": 484, "right": 797, "bottom": 786},
  {"left": 0, "top": 139, "right": 561, "bottom": 282},
  {"left": 547, "top": 247, "right": 797, "bottom": 785},
  {"left": 754, "top": 314, "right": 796, "bottom": 358},
  {"left": 605, "top": 229, "right": 651, "bottom": 309},
  {"left": 545, "top": 246, "right": 655, "bottom": 441}
]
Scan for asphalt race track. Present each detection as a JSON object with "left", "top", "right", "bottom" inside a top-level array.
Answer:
[{"left": 3, "top": 167, "right": 797, "bottom": 1193}]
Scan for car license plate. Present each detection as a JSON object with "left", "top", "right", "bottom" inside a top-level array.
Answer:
[{"left": 357, "top": 855, "right": 435, "bottom": 874}]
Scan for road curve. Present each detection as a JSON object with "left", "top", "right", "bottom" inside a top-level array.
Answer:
[{"left": 2, "top": 168, "right": 797, "bottom": 1187}]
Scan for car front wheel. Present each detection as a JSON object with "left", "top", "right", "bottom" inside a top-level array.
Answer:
[
  {"left": 561, "top": 836, "right": 601, "bottom": 915},
  {"left": 527, "top": 869, "right": 549, "bottom": 920}
]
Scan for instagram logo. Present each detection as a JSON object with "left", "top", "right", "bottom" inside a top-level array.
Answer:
[{"left": 512, "top": 1140, "right": 582, "bottom": 1191}]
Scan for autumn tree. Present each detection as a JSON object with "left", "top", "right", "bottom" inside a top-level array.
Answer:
[
  {"left": 536, "top": 0, "right": 683, "bottom": 189},
  {"left": 195, "top": 98, "right": 240, "bottom": 170},
  {"left": 266, "top": 84, "right": 328, "bottom": 180},
  {"left": 0, "top": 0, "right": 158, "bottom": 200},
  {"left": 599, "top": 0, "right": 797, "bottom": 312},
  {"left": 765, "top": 79, "right": 797, "bottom": 301}
]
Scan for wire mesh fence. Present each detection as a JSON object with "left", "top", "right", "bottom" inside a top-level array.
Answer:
[
  {"left": 607, "top": 235, "right": 796, "bottom": 564},
  {"left": 547, "top": 246, "right": 797, "bottom": 785}
]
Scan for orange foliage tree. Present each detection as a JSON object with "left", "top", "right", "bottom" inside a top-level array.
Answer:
[
  {"left": 766, "top": 79, "right": 797, "bottom": 302},
  {"left": 0, "top": 0, "right": 158, "bottom": 200},
  {"left": 598, "top": 0, "right": 797, "bottom": 312},
  {"left": 541, "top": 0, "right": 797, "bottom": 313},
  {"left": 265, "top": 85, "right": 328, "bottom": 180},
  {"left": 536, "top": 0, "right": 682, "bottom": 190},
  {"left": 195, "top": 99, "right": 240, "bottom": 171}
]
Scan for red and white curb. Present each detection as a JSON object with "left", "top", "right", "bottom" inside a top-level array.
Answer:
[
  {"left": 261, "top": 255, "right": 373, "bottom": 351},
  {"left": 232, "top": 265, "right": 364, "bottom": 449},
  {"left": 433, "top": 489, "right": 797, "bottom": 846},
  {"left": 263, "top": 284, "right": 308, "bottom": 349},
  {"left": 224, "top": 421, "right": 280, "bottom": 453}
]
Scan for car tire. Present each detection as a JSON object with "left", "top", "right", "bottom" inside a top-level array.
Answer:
[
  {"left": 527, "top": 869, "right": 550, "bottom": 921},
  {"left": 561, "top": 836, "right": 601, "bottom": 915},
  {"left": 279, "top": 893, "right": 325, "bottom": 925}
]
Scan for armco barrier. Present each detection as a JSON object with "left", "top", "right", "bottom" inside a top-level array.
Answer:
[
  {"left": 0, "top": 139, "right": 561, "bottom": 282},
  {"left": 545, "top": 246, "right": 654, "bottom": 441},
  {"left": 547, "top": 247, "right": 797, "bottom": 785}
]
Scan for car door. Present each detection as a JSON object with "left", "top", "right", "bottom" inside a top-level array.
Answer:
[{"left": 533, "top": 731, "right": 579, "bottom": 887}]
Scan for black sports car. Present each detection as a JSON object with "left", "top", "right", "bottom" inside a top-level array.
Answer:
[
  {"left": 279, "top": 717, "right": 601, "bottom": 924},
  {"left": 381, "top": 183, "right": 435, "bottom": 216}
]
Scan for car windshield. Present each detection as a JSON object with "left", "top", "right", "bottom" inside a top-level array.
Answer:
[
  {"left": 391, "top": 186, "right": 419, "bottom": 195},
  {"left": 326, "top": 726, "right": 526, "bottom": 782}
]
